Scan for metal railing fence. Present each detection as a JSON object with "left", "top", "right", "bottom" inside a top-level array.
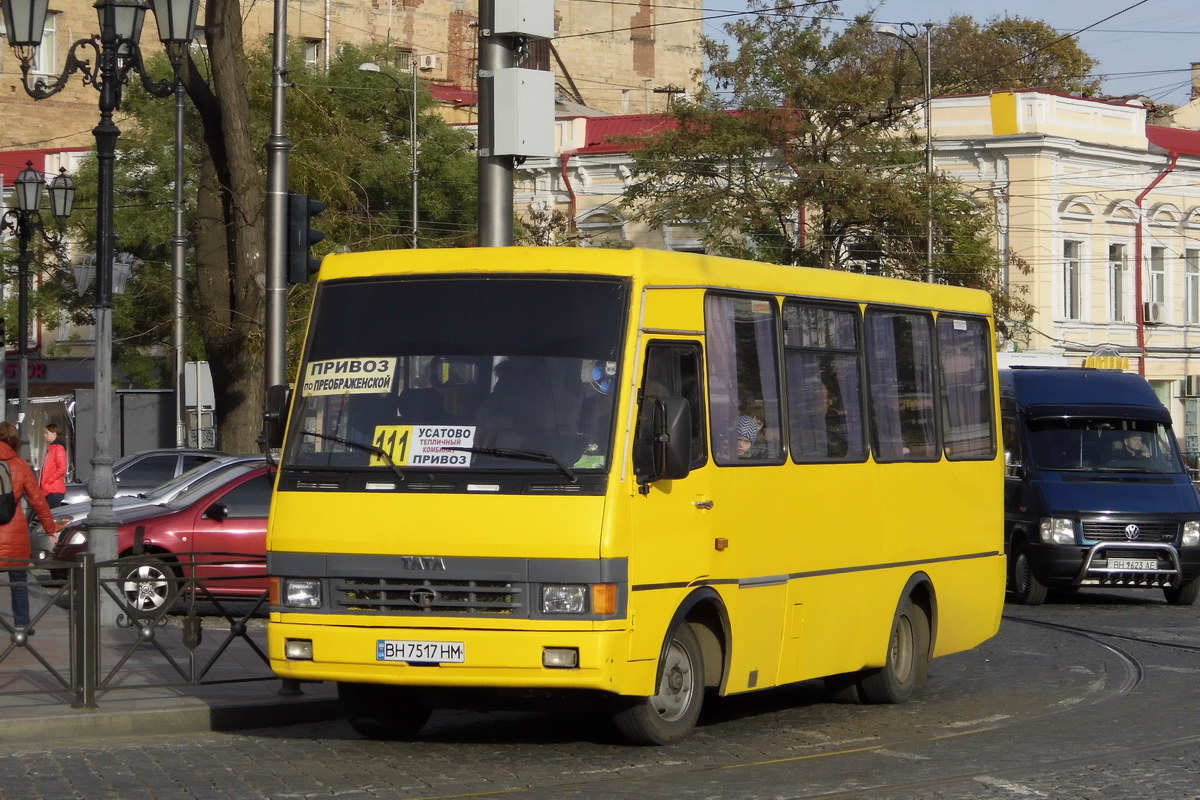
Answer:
[{"left": 0, "top": 551, "right": 280, "bottom": 709}]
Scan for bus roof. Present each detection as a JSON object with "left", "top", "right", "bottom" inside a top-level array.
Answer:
[{"left": 317, "top": 247, "right": 994, "bottom": 316}]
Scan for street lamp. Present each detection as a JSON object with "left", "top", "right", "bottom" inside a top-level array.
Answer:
[
  {"left": 3, "top": 0, "right": 199, "bottom": 625},
  {"left": 0, "top": 164, "right": 75, "bottom": 460},
  {"left": 358, "top": 60, "right": 420, "bottom": 248},
  {"left": 877, "top": 22, "right": 934, "bottom": 283}
]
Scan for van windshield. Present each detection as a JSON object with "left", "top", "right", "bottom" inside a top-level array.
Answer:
[
  {"left": 284, "top": 277, "right": 628, "bottom": 474},
  {"left": 1028, "top": 418, "right": 1184, "bottom": 474}
]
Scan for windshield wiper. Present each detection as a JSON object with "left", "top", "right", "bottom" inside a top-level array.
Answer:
[
  {"left": 443, "top": 446, "right": 577, "bottom": 484},
  {"left": 300, "top": 430, "right": 406, "bottom": 483}
]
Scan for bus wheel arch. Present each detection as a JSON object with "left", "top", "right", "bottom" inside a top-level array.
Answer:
[
  {"left": 611, "top": 589, "right": 730, "bottom": 745},
  {"left": 857, "top": 575, "right": 934, "bottom": 704},
  {"left": 669, "top": 587, "right": 731, "bottom": 692}
]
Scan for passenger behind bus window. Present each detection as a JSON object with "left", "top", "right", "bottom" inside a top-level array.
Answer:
[{"left": 735, "top": 401, "right": 766, "bottom": 459}]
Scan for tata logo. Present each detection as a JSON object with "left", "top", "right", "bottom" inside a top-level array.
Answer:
[
  {"left": 409, "top": 588, "right": 438, "bottom": 608},
  {"left": 1124, "top": 524, "right": 1141, "bottom": 540},
  {"left": 399, "top": 556, "right": 446, "bottom": 571}
]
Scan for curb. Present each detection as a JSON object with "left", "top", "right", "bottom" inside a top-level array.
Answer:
[{"left": 0, "top": 695, "right": 344, "bottom": 745}]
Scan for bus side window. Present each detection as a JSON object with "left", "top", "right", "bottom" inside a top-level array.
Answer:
[
  {"left": 705, "top": 294, "right": 785, "bottom": 465},
  {"left": 865, "top": 308, "right": 938, "bottom": 462},
  {"left": 640, "top": 343, "right": 708, "bottom": 469}
]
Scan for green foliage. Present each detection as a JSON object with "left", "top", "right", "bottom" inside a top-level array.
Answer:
[
  {"left": 621, "top": 0, "right": 1036, "bottom": 327},
  {"left": 58, "top": 41, "right": 477, "bottom": 387}
]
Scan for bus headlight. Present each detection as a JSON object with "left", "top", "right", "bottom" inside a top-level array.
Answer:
[
  {"left": 541, "top": 585, "right": 586, "bottom": 614},
  {"left": 1183, "top": 521, "right": 1200, "bottom": 547},
  {"left": 1039, "top": 517, "right": 1075, "bottom": 545},
  {"left": 283, "top": 578, "right": 322, "bottom": 608}
]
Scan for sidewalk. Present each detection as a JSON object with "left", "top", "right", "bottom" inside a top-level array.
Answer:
[{"left": 0, "top": 582, "right": 342, "bottom": 745}]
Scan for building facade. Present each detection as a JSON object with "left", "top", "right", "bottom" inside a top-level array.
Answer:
[{"left": 0, "top": 0, "right": 703, "bottom": 151}]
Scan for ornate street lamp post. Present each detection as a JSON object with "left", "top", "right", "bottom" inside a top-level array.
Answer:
[
  {"left": 0, "top": 163, "right": 75, "bottom": 460},
  {"left": 2, "top": 0, "right": 198, "bottom": 625}
]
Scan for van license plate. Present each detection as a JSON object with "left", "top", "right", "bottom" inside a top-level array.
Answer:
[
  {"left": 1109, "top": 558, "right": 1157, "bottom": 571},
  {"left": 376, "top": 640, "right": 465, "bottom": 663}
]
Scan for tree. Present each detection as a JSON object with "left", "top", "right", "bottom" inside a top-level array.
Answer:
[
  {"left": 59, "top": 35, "right": 477, "bottom": 451},
  {"left": 620, "top": 0, "right": 1034, "bottom": 327},
  {"left": 921, "top": 15, "right": 1101, "bottom": 98}
]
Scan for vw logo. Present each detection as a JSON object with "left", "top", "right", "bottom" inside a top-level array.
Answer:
[
  {"left": 409, "top": 587, "right": 438, "bottom": 608},
  {"left": 1124, "top": 524, "right": 1141, "bottom": 540}
]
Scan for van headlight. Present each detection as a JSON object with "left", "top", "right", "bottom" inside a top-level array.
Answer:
[
  {"left": 1039, "top": 517, "right": 1075, "bottom": 545},
  {"left": 541, "top": 585, "right": 587, "bottom": 614},
  {"left": 282, "top": 578, "right": 322, "bottom": 608},
  {"left": 60, "top": 526, "right": 87, "bottom": 546},
  {"left": 1183, "top": 521, "right": 1200, "bottom": 547}
]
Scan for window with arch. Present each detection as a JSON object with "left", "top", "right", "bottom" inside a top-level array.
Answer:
[
  {"left": 1186, "top": 249, "right": 1200, "bottom": 324},
  {"left": 1063, "top": 240, "right": 1083, "bottom": 320},
  {"left": 577, "top": 210, "right": 627, "bottom": 248},
  {"left": 1109, "top": 243, "right": 1127, "bottom": 322}
]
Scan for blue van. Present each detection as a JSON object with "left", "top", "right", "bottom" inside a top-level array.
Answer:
[{"left": 1001, "top": 367, "right": 1200, "bottom": 605}]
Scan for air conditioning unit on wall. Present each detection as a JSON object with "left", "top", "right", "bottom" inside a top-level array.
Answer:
[
  {"left": 1144, "top": 301, "right": 1166, "bottom": 325},
  {"left": 418, "top": 54, "right": 439, "bottom": 71}
]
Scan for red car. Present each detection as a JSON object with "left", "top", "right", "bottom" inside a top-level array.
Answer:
[{"left": 52, "top": 462, "right": 276, "bottom": 617}]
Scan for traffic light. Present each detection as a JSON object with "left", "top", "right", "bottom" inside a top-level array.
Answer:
[{"left": 287, "top": 191, "right": 327, "bottom": 284}]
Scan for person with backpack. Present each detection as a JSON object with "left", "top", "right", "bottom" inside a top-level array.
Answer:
[
  {"left": 39, "top": 423, "right": 68, "bottom": 508},
  {"left": 0, "top": 421, "right": 56, "bottom": 632}
]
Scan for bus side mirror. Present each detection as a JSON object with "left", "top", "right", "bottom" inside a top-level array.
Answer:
[
  {"left": 264, "top": 383, "right": 293, "bottom": 450},
  {"left": 634, "top": 395, "right": 692, "bottom": 484}
]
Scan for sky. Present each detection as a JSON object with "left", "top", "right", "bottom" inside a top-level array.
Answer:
[{"left": 702, "top": 1, "right": 1200, "bottom": 106}]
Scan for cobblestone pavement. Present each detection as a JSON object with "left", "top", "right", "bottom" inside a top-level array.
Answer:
[{"left": 2, "top": 587, "right": 1199, "bottom": 800}]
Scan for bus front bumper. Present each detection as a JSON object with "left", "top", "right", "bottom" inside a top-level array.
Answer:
[{"left": 269, "top": 621, "right": 653, "bottom": 695}]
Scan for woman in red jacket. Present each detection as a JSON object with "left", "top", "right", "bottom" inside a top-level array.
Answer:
[
  {"left": 0, "top": 421, "right": 57, "bottom": 631},
  {"left": 39, "top": 423, "right": 68, "bottom": 508}
]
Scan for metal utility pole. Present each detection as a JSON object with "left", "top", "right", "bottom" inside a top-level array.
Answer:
[
  {"left": 923, "top": 22, "right": 934, "bottom": 284},
  {"left": 264, "top": 0, "right": 292, "bottom": 392},
  {"left": 411, "top": 54, "right": 419, "bottom": 248},
  {"left": 172, "top": 71, "right": 187, "bottom": 447},
  {"left": 477, "top": 0, "right": 515, "bottom": 247}
]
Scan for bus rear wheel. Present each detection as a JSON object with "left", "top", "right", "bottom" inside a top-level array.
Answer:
[
  {"left": 857, "top": 597, "right": 929, "bottom": 705},
  {"left": 612, "top": 622, "right": 704, "bottom": 745},
  {"left": 338, "top": 682, "right": 432, "bottom": 740}
]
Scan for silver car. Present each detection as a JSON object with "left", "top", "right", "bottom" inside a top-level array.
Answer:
[{"left": 60, "top": 448, "right": 226, "bottom": 506}]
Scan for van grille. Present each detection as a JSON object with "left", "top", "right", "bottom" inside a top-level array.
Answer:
[
  {"left": 1081, "top": 520, "right": 1178, "bottom": 544},
  {"left": 334, "top": 578, "right": 524, "bottom": 615}
]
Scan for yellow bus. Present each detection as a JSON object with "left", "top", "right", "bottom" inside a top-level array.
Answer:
[{"left": 265, "top": 246, "right": 1004, "bottom": 745}]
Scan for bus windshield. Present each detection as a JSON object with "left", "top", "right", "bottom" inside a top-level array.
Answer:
[
  {"left": 284, "top": 276, "right": 629, "bottom": 474},
  {"left": 1028, "top": 417, "right": 1183, "bottom": 474}
]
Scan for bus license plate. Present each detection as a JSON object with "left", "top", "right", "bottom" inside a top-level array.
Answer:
[
  {"left": 1109, "top": 558, "right": 1157, "bottom": 571},
  {"left": 377, "top": 640, "right": 465, "bottom": 664}
]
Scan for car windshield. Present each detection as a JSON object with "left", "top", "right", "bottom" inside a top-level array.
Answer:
[
  {"left": 165, "top": 463, "right": 261, "bottom": 509},
  {"left": 144, "top": 458, "right": 260, "bottom": 502},
  {"left": 1028, "top": 418, "right": 1184, "bottom": 474},
  {"left": 283, "top": 277, "right": 629, "bottom": 474}
]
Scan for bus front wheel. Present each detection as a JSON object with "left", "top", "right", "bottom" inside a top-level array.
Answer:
[
  {"left": 612, "top": 622, "right": 705, "bottom": 745},
  {"left": 338, "top": 682, "right": 432, "bottom": 740},
  {"left": 857, "top": 597, "right": 929, "bottom": 704},
  {"left": 1164, "top": 578, "right": 1200, "bottom": 606},
  {"left": 1010, "top": 546, "right": 1048, "bottom": 606}
]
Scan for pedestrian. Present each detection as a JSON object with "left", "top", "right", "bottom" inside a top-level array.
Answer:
[
  {"left": 40, "top": 423, "right": 68, "bottom": 508},
  {"left": 0, "top": 421, "right": 57, "bottom": 633}
]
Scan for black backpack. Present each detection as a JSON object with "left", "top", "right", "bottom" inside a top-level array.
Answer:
[{"left": 0, "top": 461, "right": 16, "bottom": 525}]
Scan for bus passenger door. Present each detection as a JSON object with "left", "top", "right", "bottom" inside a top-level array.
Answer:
[{"left": 629, "top": 342, "right": 714, "bottom": 663}]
